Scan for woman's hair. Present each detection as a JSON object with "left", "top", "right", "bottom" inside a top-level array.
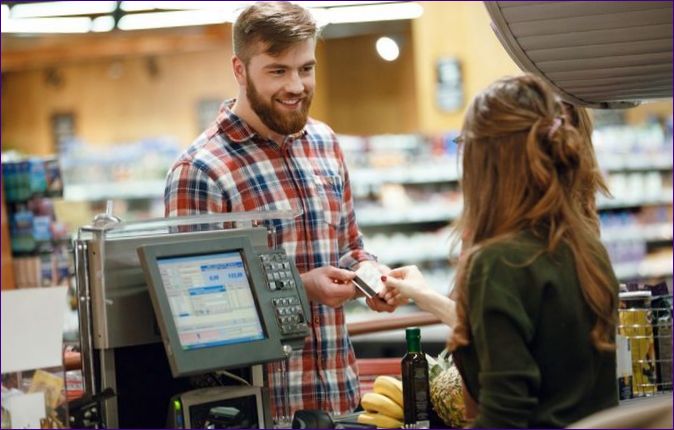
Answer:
[
  {"left": 233, "top": 2, "right": 318, "bottom": 64},
  {"left": 450, "top": 74, "right": 617, "bottom": 352},
  {"left": 561, "top": 102, "right": 612, "bottom": 232}
]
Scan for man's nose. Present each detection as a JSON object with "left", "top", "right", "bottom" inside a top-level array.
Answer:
[{"left": 284, "top": 71, "right": 304, "bottom": 94}]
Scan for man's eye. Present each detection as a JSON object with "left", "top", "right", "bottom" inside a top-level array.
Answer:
[
  {"left": 270, "top": 69, "right": 285, "bottom": 75},
  {"left": 303, "top": 65, "right": 314, "bottom": 73}
]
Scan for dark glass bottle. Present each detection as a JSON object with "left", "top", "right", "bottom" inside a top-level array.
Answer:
[{"left": 401, "top": 327, "right": 430, "bottom": 429}]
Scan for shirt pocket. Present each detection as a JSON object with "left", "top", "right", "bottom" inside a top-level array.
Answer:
[{"left": 310, "top": 173, "right": 343, "bottom": 228}]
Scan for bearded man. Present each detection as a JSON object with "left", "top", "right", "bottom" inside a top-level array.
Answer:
[{"left": 164, "top": 1, "right": 396, "bottom": 420}]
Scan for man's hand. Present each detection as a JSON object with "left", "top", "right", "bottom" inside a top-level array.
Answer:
[
  {"left": 300, "top": 266, "right": 357, "bottom": 308},
  {"left": 364, "top": 295, "right": 396, "bottom": 313}
]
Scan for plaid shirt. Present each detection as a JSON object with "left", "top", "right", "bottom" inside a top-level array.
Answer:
[{"left": 164, "top": 100, "right": 376, "bottom": 416}]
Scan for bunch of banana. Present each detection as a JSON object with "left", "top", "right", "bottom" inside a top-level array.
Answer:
[{"left": 357, "top": 376, "right": 404, "bottom": 428}]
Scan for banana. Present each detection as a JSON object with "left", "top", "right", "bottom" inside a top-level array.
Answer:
[
  {"left": 357, "top": 412, "right": 403, "bottom": 428},
  {"left": 361, "top": 392, "right": 404, "bottom": 420},
  {"left": 373, "top": 376, "right": 403, "bottom": 407}
]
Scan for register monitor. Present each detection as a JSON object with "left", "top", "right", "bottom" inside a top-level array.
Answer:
[{"left": 138, "top": 235, "right": 310, "bottom": 377}]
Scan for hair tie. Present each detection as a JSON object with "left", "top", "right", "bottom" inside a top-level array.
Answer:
[{"left": 547, "top": 117, "right": 563, "bottom": 139}]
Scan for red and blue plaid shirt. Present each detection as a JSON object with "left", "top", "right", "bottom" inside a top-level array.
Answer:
[{"left": 164, "top": 100, "right": 376, "bottom": 416}]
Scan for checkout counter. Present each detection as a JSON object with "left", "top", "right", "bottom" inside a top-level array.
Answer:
[{"left": 73, "top": 210, "right": 311, "bottom": 428}]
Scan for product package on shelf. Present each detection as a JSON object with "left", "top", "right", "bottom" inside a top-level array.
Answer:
[
  {"left": 2, "top": 157, "right": 71, "bottom": 290},
  {"left": 618, "top": 282, "right": 672, "bottom": 399}
]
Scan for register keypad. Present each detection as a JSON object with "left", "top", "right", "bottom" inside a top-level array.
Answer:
[
  {"left": 272, "top": 297, "right": 307, "bottom": 335},
  {"left": 260, "top": 253, "right": 297, "bottom": 292},
  {"left": 260, "top": 251, "right": 308, "bottom": 337}
]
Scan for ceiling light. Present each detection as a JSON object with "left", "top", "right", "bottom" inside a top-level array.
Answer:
[
  {"left": 376, "top": 36, "right": 400, "bottom": 61},
  {"left": 294, "top": 1, "right": 392, "bottom": 8},
  {"left": 91, "top": 16, "right": 115, "bottom": 33},
  {"left": 9, "top": 1, "right": 117, "bottom": 18},
  {"left": 120, "top": 1, "right": 249, "bottom": 12},
  {"left": 324, "top": 2, "right": 423, "bottom": 24},
  {"left": 120, "top": 1, "right": 393, "bottom": 12},
  {"left": 1, "top": 17, "right": 93, "bottom": 33},
  {"left": 117, "top": 9, "right": 234, "bottom": 31}
]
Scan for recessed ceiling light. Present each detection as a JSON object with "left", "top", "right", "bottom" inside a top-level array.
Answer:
[{"left": 376, "top": 36, "right": 400, "bottom": 61}]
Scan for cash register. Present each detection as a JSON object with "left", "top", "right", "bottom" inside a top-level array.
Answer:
[
  {"left": 138, "top": 233, "right": 311, "bottom": 428},
  {"left": 73, "top": 210, "right": 311, "bottom": 429}
]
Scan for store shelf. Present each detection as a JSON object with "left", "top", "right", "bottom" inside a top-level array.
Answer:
[
  {"left": 64, "top": 180, "right": 165, "bottom": 201},
  {"left": 598, "top": 152, "right": 673, "bottom": 172},
  {"left": 349, "top": 153, "right": 672, "bottom": 192},
  {"left": 597, "top": 190, "right": 673, "bottom": 210},
  {"left": 357, "top": 202, "right": 462, "bottom": 227},
  {"left": 367, "top": 240, "right": 457, "bottom": 265},
  {"left": 613, "top": 260, "right": 673, "bottom": 281},
  {"left": 602, "top": 223, "right": 673, "bottom": 244},
  {"left": 367, "top": 223, "right": 671, "bottom": 266},
  {"left": 350, "top": 162, "right": 460, "bottom": 187},
  {"left": 348, "top": 152, "right": 673, "bottom": 189}
]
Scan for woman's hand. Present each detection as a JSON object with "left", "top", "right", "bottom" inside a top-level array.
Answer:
[
  {"left": 381, "top": 265, "right": 428, "bottom": 305},
  {"left": 382, "top": 265, "right": 457, "bottom": 328},
  {"left": 352, "top": 261, "right": 397, "bottom": 312}
]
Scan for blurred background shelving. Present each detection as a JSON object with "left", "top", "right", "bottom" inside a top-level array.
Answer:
[{"left": 1, "top": 1, "right": 672, "bottom": 351}]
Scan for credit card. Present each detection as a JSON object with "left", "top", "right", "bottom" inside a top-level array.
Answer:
[{"left": 352, "top": 264, "right": 385, "bottom": 298}]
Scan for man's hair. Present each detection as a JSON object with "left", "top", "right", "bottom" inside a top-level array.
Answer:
[{"left": 233, "top": 2, "right": 318, "bottom": 64}]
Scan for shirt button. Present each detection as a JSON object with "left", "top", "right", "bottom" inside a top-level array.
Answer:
[{"left": 313, "top": 316, "right": 320, "bottom": 326}]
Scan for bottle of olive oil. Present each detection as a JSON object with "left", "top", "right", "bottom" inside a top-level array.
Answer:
[{"left": 401, "top": 327, "right": 430, "bottom": 429}]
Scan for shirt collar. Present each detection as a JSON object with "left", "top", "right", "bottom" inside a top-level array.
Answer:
[{"left": 215, "top": 98, "right": 308, "bottom": 144}]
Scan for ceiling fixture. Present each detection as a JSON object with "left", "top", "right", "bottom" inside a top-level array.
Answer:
[
  {"left": 323, "top": 2, "right": 423, "bottom": 25},
  {"left": 2, "top": 16, "right": 93, "bottom": 33},
  {"left": 8, "top": 0, "right": 117, "bottom": 18},
  {"left": 117, "top": 9, "right": 235, "bottom": 31},
  {"left": 1, "top": 1, "right": 424, "bottom": 34},
  {"left": 376, "top": 36, "right": 400, "bottom": 61},
  {"left": 91, "top": 15, "right": 115, "bottom": 33},
  {"left": 119, "top": 1, "right": 249, "bottom": 12}
]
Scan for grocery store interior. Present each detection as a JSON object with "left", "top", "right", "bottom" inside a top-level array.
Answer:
[{"left": 1, "top": 1, "right": 672, "bottom": 429}]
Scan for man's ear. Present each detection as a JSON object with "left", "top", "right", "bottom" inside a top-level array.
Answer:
[{"left": 232, "top": 56, "right": 246, "bottom": 86}]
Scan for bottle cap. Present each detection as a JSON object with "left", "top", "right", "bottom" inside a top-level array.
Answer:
[{"left": 406, "top": 327, "right": 420, "bottom": 340}]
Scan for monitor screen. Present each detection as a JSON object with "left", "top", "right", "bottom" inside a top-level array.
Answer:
[
  {"left": 138, "top": 233, "right": 303, "bottom": 376},
  {"left": 157, "top": 251, "right": 266, "bottom": 350}
]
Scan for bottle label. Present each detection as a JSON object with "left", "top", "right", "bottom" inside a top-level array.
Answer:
[{"left": 403, "top": 359, "right": 431, "bottom": 428}]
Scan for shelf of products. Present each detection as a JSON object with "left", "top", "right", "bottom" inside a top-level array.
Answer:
[
  {"left": 1, "top": 156, "right": 71, "bottom": 289},
  {"left": 52, "top": 138, "right": 181, "bottom": 226},
  {"left": 59, "top": 137, "right": 180, "bottom": 202},
  {"left": 341, "top": 117, "right": 673, "bottom": 297},
  {"left": 53, "top": 119, "right": 672, "bottom": 289},
  {"left": 63, "top": 179, "right": 166, "bottom": 201}
]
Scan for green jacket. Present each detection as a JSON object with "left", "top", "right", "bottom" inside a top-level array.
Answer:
[{"left": 453, "top": 232, "right": 619, "bottom": 428}]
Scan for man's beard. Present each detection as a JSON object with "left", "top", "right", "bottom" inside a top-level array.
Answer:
[{"left": 246, "top": 76, "right": 312, "bottom": 136}]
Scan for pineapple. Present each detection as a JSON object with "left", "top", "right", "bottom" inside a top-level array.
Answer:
[{"left": 426, "top": 349, "right": 466, "bottom": 428}]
